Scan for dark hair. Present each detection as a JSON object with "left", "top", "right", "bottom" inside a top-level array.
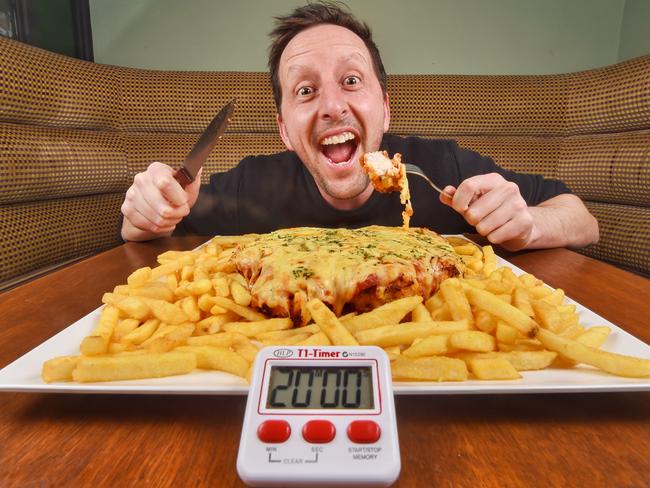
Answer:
[{"left": 268, "top": 1, "right": 387, "bottom": 112}]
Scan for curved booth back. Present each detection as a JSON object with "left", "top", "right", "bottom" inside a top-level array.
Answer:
[{"left": 1, "top": 36, "right": 649, "bottom": 286}]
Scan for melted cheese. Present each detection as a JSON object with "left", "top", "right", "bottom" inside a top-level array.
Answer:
[{"left": 232, "top": 226, "right": 461, "bottom": 321}]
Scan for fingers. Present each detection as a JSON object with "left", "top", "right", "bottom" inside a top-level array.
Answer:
[
  {"left": 463, "top": 180, "right": 521, "bottom": 228},
  {"left": 121, "top": 162, "right": 193, "bottom": 234},
  {"left": 123, "top": 185, "right": 182, "bottom": 231},
  {"left": 451, "top": 173, "right": 505, "bottom": 213},
  {"left": 484, "top": 212, "right": 534, "bottom": 250},
  {"left": 121, "top": 204, "right": 176, "bottom": 234},
  {"left": 443, "top": 174, "right": 534, "bottom": 249},
  {"left": 150, "top": 162, "right": 188, "bottom": 207},
  {"left": 439, "top": 186, "right": 456, "bottom": 206},
  {"left": 137, "top": 174, "right": 189, "bottom": 221}
]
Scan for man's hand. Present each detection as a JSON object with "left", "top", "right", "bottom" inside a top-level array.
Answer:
[
  {"left": 440, "top": 172, "right": 599, "bottom": 251},
  {"left": 121, "top": 162, "right": 202, "bottom": 242},
  {"left": 440, "top": 173, "right": 537, "bottom": 251}
]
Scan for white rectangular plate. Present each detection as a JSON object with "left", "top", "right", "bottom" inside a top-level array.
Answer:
[{"left": 1, "top": 252, "right": 649, "bottom": 395}]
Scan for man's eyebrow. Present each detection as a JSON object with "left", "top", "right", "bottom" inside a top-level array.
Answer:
[
  {"left": 285, "top": 51, "right": 370, "bottom": 75},
  {"left": 286, "top": 63, "right": 314, "bottom": 75},
  {"left": 283, "top": 52, "right": 372, "bottom": 91},
  {"left": 341, "top": 52, "right": 370, "bottom": 67}
]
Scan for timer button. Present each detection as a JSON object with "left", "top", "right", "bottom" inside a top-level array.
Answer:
[
  {"left": 257, "top": 420, "right": 291, "bottom": 443},
  {"left": 302, "top": 420, "right": 336, "bottom": 443},
  {"left": 347, "top": 420, "right": 381, "bottom": 444}
]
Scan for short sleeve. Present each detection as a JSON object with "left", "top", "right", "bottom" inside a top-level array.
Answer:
[{"left": 451, "top": 141, "right": 572, "bottom": 206}]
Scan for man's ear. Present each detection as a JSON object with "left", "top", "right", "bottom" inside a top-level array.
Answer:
[
  {"left": 383, "top": 92, "right": 391, "bottom": 133},
  {"left": 277, "top": 113, "right": 294, "bottom": 151}
]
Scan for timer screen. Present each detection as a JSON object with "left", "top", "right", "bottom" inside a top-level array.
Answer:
[{"left": 266, "top": 366, "right": 374, "bottom": 409}]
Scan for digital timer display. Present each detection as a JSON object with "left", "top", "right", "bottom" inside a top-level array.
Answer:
[{"left": 266, "top": 366, "right": 374, "bottom": 409}]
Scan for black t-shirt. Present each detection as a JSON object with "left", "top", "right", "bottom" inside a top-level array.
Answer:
[{"left": 177, "top": 134, "right": 570, "bottom": 236}]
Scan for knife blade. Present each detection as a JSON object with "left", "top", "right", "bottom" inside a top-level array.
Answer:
[{"left": 174, "top": 98, "right": 236, "bottom": 188}]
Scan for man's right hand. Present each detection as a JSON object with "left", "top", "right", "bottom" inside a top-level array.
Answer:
[{"left": 120, "top": 162, "right": 202, "bottom": 242}]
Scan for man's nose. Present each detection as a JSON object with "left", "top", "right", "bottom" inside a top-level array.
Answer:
[{"left": 318, "top": 82, "right": 348, "bottom": 121}]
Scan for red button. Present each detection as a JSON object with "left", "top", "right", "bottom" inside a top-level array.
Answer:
[
  {"left": 302, "top": 420, "right": 336, "bottom": 443},
  {"left": 347, "top": 420, "right": 381, "bottom": 443},
  {"left": 257, "top": 420, "right": 291, "bottom": 443}
]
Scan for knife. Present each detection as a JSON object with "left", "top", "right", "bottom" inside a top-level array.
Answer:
[{"left": 174, "top": 98, "right": 236, "bottom": 188}]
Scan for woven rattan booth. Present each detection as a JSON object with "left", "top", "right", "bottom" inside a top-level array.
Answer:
[{"left": 1, "top": 36, "right": 649, "bottom": 288}]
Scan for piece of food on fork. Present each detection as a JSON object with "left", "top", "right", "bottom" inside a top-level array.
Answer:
[{"left": 360, "top": 150, "right": 413, "bottom": 228}]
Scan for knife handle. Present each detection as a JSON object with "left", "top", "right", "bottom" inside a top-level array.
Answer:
[{"left": 174, "top": 167, "right": 194, "bottom": 188}]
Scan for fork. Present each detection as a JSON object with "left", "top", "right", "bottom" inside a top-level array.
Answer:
[{"left": 404, "top": 163, "right": 453, "bottom": 199}]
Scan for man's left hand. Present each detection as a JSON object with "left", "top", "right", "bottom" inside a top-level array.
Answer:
[{"left": 440, "top": 172, "right": 538, "bottom": 251}]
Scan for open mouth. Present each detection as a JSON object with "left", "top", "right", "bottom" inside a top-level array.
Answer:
[{"left": 319, "top": 131, "right": 359, "bottom": 165}]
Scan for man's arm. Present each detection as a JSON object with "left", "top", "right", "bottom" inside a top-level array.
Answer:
[
  {"left": 440, "top": 173, "right": 599, "bottom": 252},
  {"left": 525, "top": 193, "right": 599, "bottom": 250},
  {"left": 120, "top": 162, "right": 202, "bottom": 242}
]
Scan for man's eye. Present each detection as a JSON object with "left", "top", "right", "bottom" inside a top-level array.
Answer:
[
  {"left": 344, "top": 76, "right": 360, "bottom": 86},
  {"left": 297, "top": 86, "right": 313, "bottom": 96}
]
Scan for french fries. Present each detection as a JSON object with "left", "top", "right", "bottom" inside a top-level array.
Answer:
[
  {"left": 537, "top": 329, "right": 650, "bottom": 378},
  {"left": 402, "top": 335, "right": 449, "bottom": 358},
  {"left": 468, "top": 357, "right": 521, "bottom": 380},
  {"left": 355, "top": 320, "right": 469, "bottom": 347},
  {"left": 464, "top": 287, "right": 538, "bottom": 338},
  {"left": 341, "top": 296, "right": 422, "bottom": 333},
  {"left": 307, "top": 299, "right": 359, "bottom": 346},
  {"left": 175, "top": 346, "right": 249, "bottom": 378},
  {"left": 79, "top": 305, "right": 119, "bottom": 356},
  {"left": 439, "top": 278, "right": 473, "bottom": 325},
  {"left": 42, "top": 233, "right": 650, "bottom": 385},
  {"left": 42, "top": 356, "right": 80, "bottom": 382},
  {"left": 223, "top": 318, "right": 292, "bottom": 337},
  {"left": 72, "top": 351, "right": 196, "bottom": 383},
  {"left": 391, "top": 356, "right": 468, "bottom": 381}
]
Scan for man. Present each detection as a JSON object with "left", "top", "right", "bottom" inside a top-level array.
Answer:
[{"left": 120, "top": 2, "right": 598, "bottom": 251}]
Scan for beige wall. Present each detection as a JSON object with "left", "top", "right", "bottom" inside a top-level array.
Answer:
[
  {"left": 618, "top": 0, "right": 650, "bottom": 61},
  {"left": 90, "top": 0, "right": 635, "bottom": 75}
]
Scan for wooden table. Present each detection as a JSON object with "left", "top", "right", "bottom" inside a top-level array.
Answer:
[{"left": 1, "top": 237, "right": 649, "bottom": 487}]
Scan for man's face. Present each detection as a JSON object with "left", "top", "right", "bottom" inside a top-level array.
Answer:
[{"left": 277, "top": 24, "right": 390, "bottom": 210}]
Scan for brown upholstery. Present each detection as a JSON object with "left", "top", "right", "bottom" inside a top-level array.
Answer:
[{"left": 1, "top": 36, "right": 649, "bottom": 287}]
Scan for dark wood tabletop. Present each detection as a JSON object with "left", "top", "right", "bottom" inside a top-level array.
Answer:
[{"left": 1, "top": 237, "right": 649, "bottom": 488}]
